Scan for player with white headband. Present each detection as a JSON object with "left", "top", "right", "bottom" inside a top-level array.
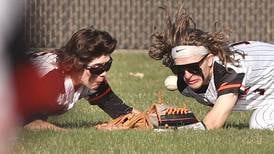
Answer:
[{"left": 149, "top": 6, "right": 274, "bottom": 130}]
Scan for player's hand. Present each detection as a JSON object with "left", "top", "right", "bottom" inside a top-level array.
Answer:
[
  {"left": 24, "top": 120, "right": 67, "bottom": 132},
  {"left": 131, "top": 108, "right": 141, "bottom": 114}
]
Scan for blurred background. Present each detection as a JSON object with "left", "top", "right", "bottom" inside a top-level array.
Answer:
[{"left": 23, "top": 0, "right": 274, "bottom": 49}]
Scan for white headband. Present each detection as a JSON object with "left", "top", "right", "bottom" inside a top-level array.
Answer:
[{"left": 171, "top": 45, "right": 208, "bottom": 59}]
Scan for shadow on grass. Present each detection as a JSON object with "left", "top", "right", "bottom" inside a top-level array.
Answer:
[
  {"left": 52, "top": 121, "right": 107, "bottom": 129},
  {"left": 224, "top": 123, "right": 249, "bottom": 129},
  {"left": 52, "top": 120, "right": 250, "bottom": 130}
]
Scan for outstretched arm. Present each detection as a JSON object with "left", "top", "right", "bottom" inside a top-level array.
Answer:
[
  {"left": 203, "top": 93, "right": 238, "bottom": 129},
  {"left": 86, "top": 81, "right": 136, "bottom": 119},
  {"left": 24, "top": 120, "right": 66, "bottom": 131},
  {"left": 90, "top": 91, "right": 134, "bottom": 119}
]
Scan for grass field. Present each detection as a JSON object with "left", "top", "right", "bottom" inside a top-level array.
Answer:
[{"left": 15, "top": 51, "right": 274, "bottom": 153}]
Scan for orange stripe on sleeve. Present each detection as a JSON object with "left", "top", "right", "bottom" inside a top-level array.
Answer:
[
  {"left": 90, "top": 88, "right": 112, "bottom": 102},
  {"left": 217, "top": 84, "right": 242, "bottom": 92}
]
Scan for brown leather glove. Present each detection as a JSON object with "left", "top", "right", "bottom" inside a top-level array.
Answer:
[
  {"left": 95, "top": 112, "right": 153, "bottom": 130},
  {"left": 96, "top": 104, "right": 198, "bottom": 131}
]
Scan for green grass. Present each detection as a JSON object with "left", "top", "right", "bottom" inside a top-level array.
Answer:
[{"left": 15, "top": 51, "right": 274, "bottom": 154}]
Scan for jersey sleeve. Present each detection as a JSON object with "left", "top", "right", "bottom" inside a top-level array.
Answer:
[
  {"left": 213, "top": 63, "right": 245, "bottom": 97},
  {"left": 28, "top": 51, "right": 58, "bottom": 77},
  {"left": 85, "top": 81, "right": 133, "bottom": 119}
]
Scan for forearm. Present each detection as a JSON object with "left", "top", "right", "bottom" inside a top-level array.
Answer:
[
  {"left": 92, "top": 91, "right": 133, "bottom": 119},
  {"left": 202, "top": 93, "right": 237, "bottom": 130},
  {"left": 86, "top": 80, "right": 134, "bottom": 118},
  {"left": 203, "top": 109, "right": 228, "bottom": 129},
  {"left": 24, "top": 120, "right": 66, "bottom": 131}
]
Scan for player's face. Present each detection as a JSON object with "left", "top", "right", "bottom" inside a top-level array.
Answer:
[
  {"left": 175, "top": 54, "right": 213, "bottom": 90},
  {"left": 80, "top": 55, "right": 112, "bottom": 89}
]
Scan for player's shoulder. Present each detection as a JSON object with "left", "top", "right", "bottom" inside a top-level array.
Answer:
[
  {"left": 213, "top": 62, "right": 244, "bottom": 82},
  {"left": 28, "top": 49, "right": 58, "bottom": 77},
  {"left": 212, "top": 61, "right": 245, "bottom": 96},
  {"left": 230, "top": 41, "right": 274, "bottom": 51},
  {"left": 81, "top": 80, "right": 112, "bottom": 102}
]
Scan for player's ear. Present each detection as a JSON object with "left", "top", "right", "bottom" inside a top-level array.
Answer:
[{"left": 207, "top": 53, "right": 214, "bottom": 67}]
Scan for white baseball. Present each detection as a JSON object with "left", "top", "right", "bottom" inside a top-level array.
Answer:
[{"left": 164, "top": 75, "right": 178, "bottom": 91}]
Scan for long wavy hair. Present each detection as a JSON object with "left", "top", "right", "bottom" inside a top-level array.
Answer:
[
  {"left": 149, "top": 6, "right": 240, "bottom": 73},
  {"left": 55, "top": 27, "right": 117, "bottom": 74}
]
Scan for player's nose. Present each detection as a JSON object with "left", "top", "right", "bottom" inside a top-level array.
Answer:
[
  {"left": 184, "top": 70, "right": 193, "bottom": 79},
  {"left": 99, "top": 71, "right": 107, "bottom": 77}
]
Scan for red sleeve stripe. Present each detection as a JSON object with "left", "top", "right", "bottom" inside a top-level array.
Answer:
[
  {"left": 217, "top": 84, "right": 242, "bottom": 92},
  {"left": 90, "top": 88, "right": 112, "bottom": 102}
]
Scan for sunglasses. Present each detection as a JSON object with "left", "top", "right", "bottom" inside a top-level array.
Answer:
[
  {"left": 175, "top": 54, "right": 209, "bottom": 76},
  {"left": 85, "top": 57, "right": 113, "bottom": 75}
]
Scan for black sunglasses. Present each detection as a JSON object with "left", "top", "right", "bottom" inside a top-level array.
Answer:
[
  {"left": 85, "top": 57, "right": 113, "bottom": 75},
  {"left": 175, "top": 54, "right": 209, "bottom": 76}
]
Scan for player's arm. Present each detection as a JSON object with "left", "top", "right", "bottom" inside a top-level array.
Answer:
[
  {"left": 91, "top": 91, "right": 135, "bottom": 119},
  {"left": 85, "top": 81, "right": 137, "bottom": 119},
  {"left": 202, "top": 93, "right": 238, "bottom": 129},
  {"left": 202, "top": 64, "right": 245, "bottom": 129},
  {"left": 24, "top": 120, "right": 66, "bottom": 131}
]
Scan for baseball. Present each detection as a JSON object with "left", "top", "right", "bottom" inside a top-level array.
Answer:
[{"left": 164, "top": 75, "right": 178, "bottom": 91}]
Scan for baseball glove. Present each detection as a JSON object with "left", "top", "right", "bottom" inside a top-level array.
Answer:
[
  {"left": 146, "top": 103, "right": 199, "bottom": 129},
  {"left": 95, "top": 91, "right": 204, "bottom": 131},
  {"left": 95, "top": 103, "right": 200, "bottom": 131},
  {"left": 95, "top": 112, "right": 153, "bottom": 130}
]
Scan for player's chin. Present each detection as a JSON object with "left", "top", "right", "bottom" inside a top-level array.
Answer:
[
  {"left": 85, "top": 83, "right": 100, "bottom": 90},
  {"left": 187, "top": 81, "right": 203, "bottom": 90},
  {"left": 91, "top": 84, "right": 100, "bottom": 89}
]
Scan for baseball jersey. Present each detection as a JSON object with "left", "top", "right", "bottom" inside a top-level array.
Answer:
[
  {"left": 23, "top": 51, "right": 132, "bottom": 123},
  {"left": 178, "top": 41, "right": 274, "bottom": 111}
]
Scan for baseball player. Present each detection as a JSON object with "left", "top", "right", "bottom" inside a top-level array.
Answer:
[
  {"left": 17, "top": 27, "right": 137, "bottom": 130},
  {"left": 149, "top": 6, "right": 274, "bottom": 130}
]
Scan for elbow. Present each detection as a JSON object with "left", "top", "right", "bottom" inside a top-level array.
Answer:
[{"left": 203, "top": 119, "right": 224, "bottom": 130}]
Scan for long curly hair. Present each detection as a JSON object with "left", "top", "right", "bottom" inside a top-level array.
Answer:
[
  {"left": 149, "top": 6, "right": 239, "bottom": 73},
  {"left": 55, "top": 27, "right": 117, "bottom": 74}
]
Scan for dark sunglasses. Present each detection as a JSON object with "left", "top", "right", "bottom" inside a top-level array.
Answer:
[
  {"left": 175, "top": 54, "right": 209, "bottom": 75},
  {"left": 85, "top": 57, "right": 113, "bottom": 75}
]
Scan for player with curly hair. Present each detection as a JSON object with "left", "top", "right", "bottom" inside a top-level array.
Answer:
[{"left": 149, "top": 6, "right": 274, "bottom": 130}]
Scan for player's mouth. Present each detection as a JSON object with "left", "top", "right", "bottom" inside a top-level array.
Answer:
[
  {"left": 95, "top": 78, "right": 105, "bottom": 85},
  {"left": 94, "top": 81, "right": 103, "bottom": 86},
  {"left": 186, "top": 79, "right": 200, "bottom": 85},
  {"left": 92, "top": 82, "right": 101, "bottom": 89}
]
